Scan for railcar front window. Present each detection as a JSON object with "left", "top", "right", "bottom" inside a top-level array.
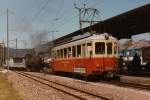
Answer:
[
  {"left": 107, "top": 43, "right": 112, "bottom": 54},
  {"left": 95, "top": 42, "right": 105, "bottom": 54}
]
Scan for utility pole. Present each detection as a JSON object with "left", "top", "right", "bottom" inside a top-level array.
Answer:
[
  {"left": 22, "top": 40, "right": 27, "bottom": 49},
  {"left": 15, "top": 38, "right": 18, "bottom": 57},
  {"left": 74, "top": 4, "right": 100, "bottom": 30},
  {"left": 6, "top": 8, "right": 9, "bottom": 70},
  {"left": 10, "top": 39, "right": 26, "bottom": 57},
  {"left": 74, "top": 4, "right": 86, "bottom": 29},
  {"left": 2, "top": 39, "right": 5, "bottom": 66}
]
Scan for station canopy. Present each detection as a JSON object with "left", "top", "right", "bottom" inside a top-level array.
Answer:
[{"left": 54, "top": 4, "right": 150, "bottom": 45}]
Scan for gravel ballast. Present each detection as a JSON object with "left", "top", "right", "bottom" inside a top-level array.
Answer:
[
  {"left": 7, "top": 71, "right": 150, "bottom": 100},
  {"left": 7, "top": 71, "right": 77, "bottom": 100}
]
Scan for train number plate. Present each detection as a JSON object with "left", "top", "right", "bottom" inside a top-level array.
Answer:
[
  {"left": 74, "top": 68, "right": 86, "bottom": 74},
  {"left": 105, "top": 67, "right": 113, "bottom": 70}
]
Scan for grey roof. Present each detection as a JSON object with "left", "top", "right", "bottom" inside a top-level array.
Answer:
[
  {"left": 127, "top": 40, "right": 150, "bottom": 50},
  {"left": 119, "top": 40, "right": 150, "bottom": 51}
]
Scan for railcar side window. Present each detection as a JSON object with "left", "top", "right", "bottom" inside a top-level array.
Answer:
[
  {"left": 54, "top": 51, "right": 57, "bottom": 59},
  {"left": 13, "top": 58, "right": 23, "bottom": 63},
  {"left": 107, "top": 43, "right": 112, "bottom": 54},
  {"left": 77, "top": 45, "right": 81, "bottom": 57},
  {"left": 72, "top": 46, "right": 76, "bottom": 57},
  {"left": 57, "top": 50, "right": 60, "bottom": 58},
  {"left": 68, "top": 47, "right": 72, "bottom": 58},
  {"left": 60, "top": 49, "right": 63, "bottom": 58},
  {"left": 82, "top": 44, "right": 86, "bottom": 57},
  {"left": 64, "top": 48, "right": 67, "bottom": 58},
  {"left": 114, "top": 42, "right": 117, "bottom": 54},
  {"left": 87, "top": 43, "right": 92, "bottom": 56},
  {"left": 87, "top": 43, "right": 91, "bottom": 46},
  {"left": 52, "top": 50, "right": 54, "bottom": 58},
  {"left": 95, "top": 42, "right": 105, "bottom": 54}
]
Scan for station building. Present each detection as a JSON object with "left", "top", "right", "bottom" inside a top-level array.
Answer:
[
  {"left": 0, "top": 43, "right": 5, "bottom": 66},
  {"left": 119, "top": 40, "right": 150, "bottom": 65}
]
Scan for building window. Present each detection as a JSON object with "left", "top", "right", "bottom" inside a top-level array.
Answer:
[
  {"left": 107, "top": 43, "right": 112, "bottom": 54},
  {"left": 95, "top": 42, "right": 105, "bottom": 54}
]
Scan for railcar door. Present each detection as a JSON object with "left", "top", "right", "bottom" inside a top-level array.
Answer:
[
  {"left": 105, "top": 42, "right": 113, "bottom": 70},
  {"left": 94, "top": 41, "right": 105, "bottom": 73},
  {"left": 86, "top": 42, "right": 93, "bottom": 75},
  {"left": 104, "top": 41, "right": 118, "bottom": 72}
]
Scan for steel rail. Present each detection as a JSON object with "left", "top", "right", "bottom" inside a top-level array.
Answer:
[
  {"left": 16, "top": 71, "right": 109, "bottom": 100},
  {"left": 98, "top": 80, "right": 150, "bottom": 91}
]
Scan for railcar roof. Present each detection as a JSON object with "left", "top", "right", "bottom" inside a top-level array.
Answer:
[
  {"left": 53, "top": 33, "right": 117, "bottom": 48},
  {"left": 87, "top": 33, "right": 117, "bottom": 40}
]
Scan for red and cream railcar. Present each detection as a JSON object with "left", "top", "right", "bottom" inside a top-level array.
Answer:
[{"left": 52, "top": 33, "right": 118, "bottom": 76}]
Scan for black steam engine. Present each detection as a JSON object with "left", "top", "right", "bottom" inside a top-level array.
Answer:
[{"left": 25, "top": 50, "right": 49, "bottom": 72}]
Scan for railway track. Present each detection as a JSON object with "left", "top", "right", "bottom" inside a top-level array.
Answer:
[
  {"left": 15, "top": 71, "right": 109, "bottom": 100},
  {"left": 98, "top": 79, "right": 150, "bottom": 91}
]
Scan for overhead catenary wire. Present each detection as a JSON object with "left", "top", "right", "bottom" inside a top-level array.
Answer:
[
  {"left": 48, "top": 0, "right": 65, "bottom": 30},
  {"left": 53, "top": 0, "right": 65, "bottom": 20},
  {"left": 21, "top": 0, "right": 41, "bottom": 21},
  {"left": 30, "top": 0, "right": 52, "bottom": 23},
  {"left": 89, "top": 0, "right": 105, "bottom": 8},
  {"left": 8, "top": 0, "right": 52, "bottom": 32},
  {"left": 4, "top": 9, "right": 33, "bottom": 49},
  {"left": 51, "top": 0, "right": 105, "bottom": 32},
  {"left": 14, "top": 0, "right": 104, "bottom": 41},
  {"left": 46, "top": 0, "right": 86, "bottom": 31},
  {"left": 8, "top": 10, "right": 31, "bottom": 28},
  {"left": 48, "top": 1, "right": 104, "bottom": 39}
]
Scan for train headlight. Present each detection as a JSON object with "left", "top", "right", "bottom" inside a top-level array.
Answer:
[
  {"left": 104, "top": 33, "right": 109, "bottom": 40},
  {"left": 96, "top": 64, "right": 99, "bottom": 67}
]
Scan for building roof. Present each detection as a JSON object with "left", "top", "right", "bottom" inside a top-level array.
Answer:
[
  {"left": 36, "top": 4, "right": 150, "bottom": 54},
  {"left": 127, "top": 40, "right": 150, "bottom": 50},
  {"left": 119, "top": 40, "right": 150, "bottom": 51},
  {"left": 54, "top": 4, "right": 150, "bottom": 45}
]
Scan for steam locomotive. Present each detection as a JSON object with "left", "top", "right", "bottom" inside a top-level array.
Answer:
[{"left": 25, "top": 51, "right": 49, "bottom": 72}]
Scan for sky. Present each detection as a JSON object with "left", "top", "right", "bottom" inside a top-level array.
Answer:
[{"left": 0, "top": 0, "right": 150, "bottom": 48}]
